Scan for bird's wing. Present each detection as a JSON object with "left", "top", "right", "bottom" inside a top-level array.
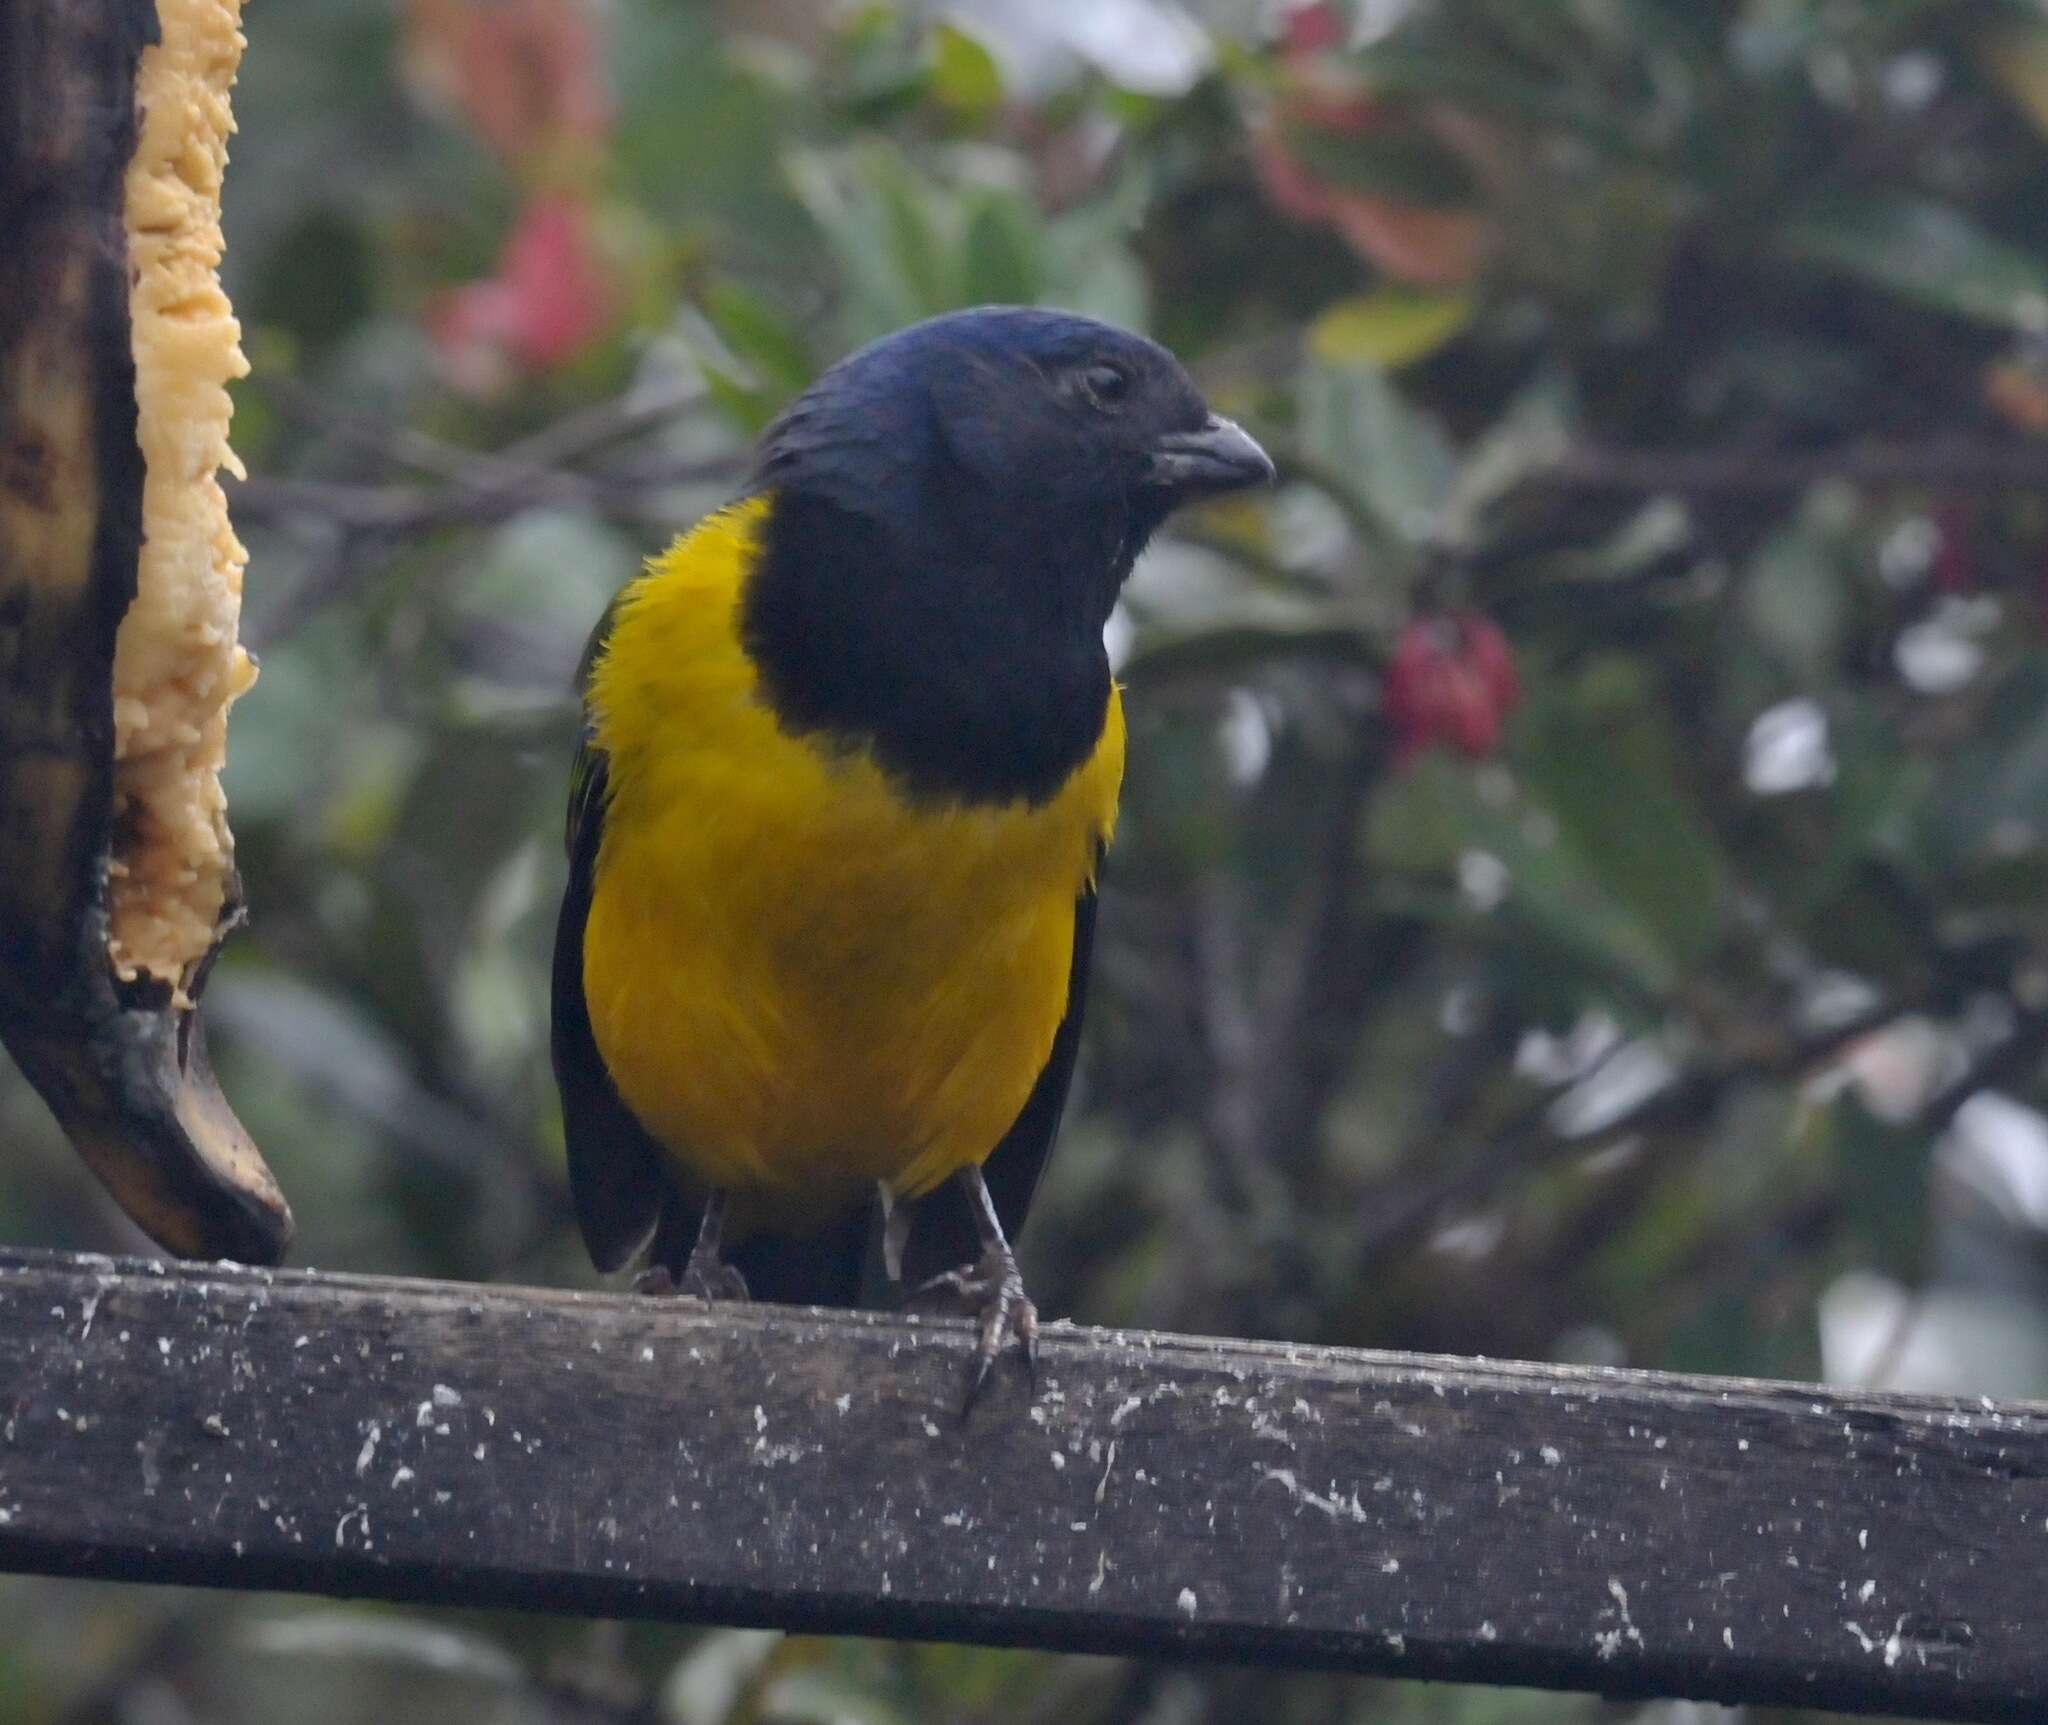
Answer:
[
  {"left": 895, "top": 868, "right": 1101, "bottom": 1289},
  {"left": 549, "top": 597, "right": 675, "bottom": 1272}
]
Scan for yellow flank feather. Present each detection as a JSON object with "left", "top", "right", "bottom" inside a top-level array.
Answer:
[{"left": 581, "top": 496, "right": 1124, "bottom": 1235}]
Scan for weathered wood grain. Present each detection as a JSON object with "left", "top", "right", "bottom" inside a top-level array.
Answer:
[
  {"left": 0, "top": 0, "right": 290, "bottom": 1265},
  {"left": 0, "top": 1247, "right": 2042, "bottom": 1720}
]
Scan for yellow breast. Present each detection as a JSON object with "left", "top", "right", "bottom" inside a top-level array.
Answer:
[{"left": 580, "top": 497, "right": 1123, "bottom": 1231}]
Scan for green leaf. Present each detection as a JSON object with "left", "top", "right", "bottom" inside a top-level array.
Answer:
[
  {"left": 785, "top": 145, "right": 931, "bottom": 341},
  {"left": 702, "top": 280, "right": 815, "bottom": 398},
  {"left": 871, "top": 145, "right": 957, "bottom": 315},
  {"left": 759, "top": 1668, "right": 916, "bottom": 1725},
  {"left": 929, "top": 22, "right": 1002, "bottom": 114},
  {"left": 1297, "top": 356, "right": 1458, "bottom": 545},
  {"left": 1826, "top": 1093, "right": 1930, "bottom": 1280},
  {"left": 698, "top": 362, "right": 779, "bottom": 438},
  {"left": 960, "top": 189, "right": 1044, "bottom": 306},
  {"left": 1042, "top": 165, "right": 1153, "bottom": 327},
  {"left": 1520, "top": 660, "right": 1734, "bottom": 975},
  {"left": 832, "top": 4, "right": 931, "bottom": 116},
  {"left": 661, "top": 1627, "right": 781, "bottom": 1725},
  {"left": 1307, "top": 286, "right": 1475, "bottom": 369},
  {"left": 1783, "top": 193, "right": 2048, "bottom": 328},
  {"left": 1353, "top": 39, "right": 1630, "bottom": 143},
  {"left": 1434, "top": 370, "right": 1575, "bottom": 547},
  {"left": 1923, "top": 654, "right": 2048, "bottom": 869},
  {"left": 1740, "top": 516, "right": 1849, "bottom": 677},
  {"left": 1371, "top": 751, "right": 1685, "bottom": 1004},
  {"left": 1278, "top": 113, "right": 1480, "bottom": 208}
]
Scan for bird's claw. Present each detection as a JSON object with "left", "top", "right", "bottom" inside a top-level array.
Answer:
[
  {"left": 680, "top": 1246, "right": 750, "bottom": 1303},
  {"left": 912, "top": 1244, "right": 1037, "bottom": 1410},
  {"left": 636, "top": 1256, "right": 749, "bottom": 1303}
]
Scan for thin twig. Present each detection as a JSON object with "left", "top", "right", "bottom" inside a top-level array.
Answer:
[
  {"left": 1540, "top": 439, "right": 2048, "bottom": 498},
  {"left": 1352, "top": 997, "right": 1918, "bottom": 1272},
  {"left": 230, "top": 376, "right": 746, "bottom": 643}
]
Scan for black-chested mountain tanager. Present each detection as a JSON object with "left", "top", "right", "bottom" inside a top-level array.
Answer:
[{"left": 551, "top": 306, "right": 1273, "bottom": 1393}]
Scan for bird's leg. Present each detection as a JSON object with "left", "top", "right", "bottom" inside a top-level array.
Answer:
[
  {"left": 879, "top": 1183, "right": 911, "bottom": 1284},
  {"left": 680, "top": 1190, "right": 751, "bottom": 1301},
  {"left": 910, "top": 1164, "right": 1037, "bottom": 1405},
  {"left": 638, "top": 1191, "right": 750, "bottom": 1302}
]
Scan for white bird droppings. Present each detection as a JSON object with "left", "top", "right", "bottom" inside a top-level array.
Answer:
[{"left": 1595, "top": 1578, "right": 1644, "bottom": 1661}]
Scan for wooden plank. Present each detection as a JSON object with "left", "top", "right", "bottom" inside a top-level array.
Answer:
[{"left": 0, "top": 1247, "right": 2041, "bottom": 1720}]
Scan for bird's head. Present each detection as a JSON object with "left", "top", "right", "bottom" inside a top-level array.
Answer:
[
  {"left": 752, "top": 306, "right": 1273, "bottom": 629},
  {"left": 742, "top": 307, "right": 1273, "bottom": 803}
]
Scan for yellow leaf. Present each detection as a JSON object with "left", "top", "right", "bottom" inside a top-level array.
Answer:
[
  {"left": 1308, "top": 286, "right": 1475, "bottom": 368},
  {"left": 1982, "top": 22, "right": 2048, "bottom": 139}
]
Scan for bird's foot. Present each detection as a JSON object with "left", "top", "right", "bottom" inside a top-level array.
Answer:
[
  {"left": 680, "top": 1244, "right": 750, "bottom": 1303},
  {"left": 911, "top": 1243, "right": 1037, "bottom": 1408},
  {"left": 635, "top": 1255, "right": 749, "bottom": 1303}
]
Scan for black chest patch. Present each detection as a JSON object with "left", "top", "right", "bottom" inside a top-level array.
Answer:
[{"left": 740, "top": 490, "right": 1113, "bottom": 807}]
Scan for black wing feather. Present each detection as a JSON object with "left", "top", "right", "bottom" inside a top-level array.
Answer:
[{"left": 550, "top": 596, "right": 682, "bottom": 1272}]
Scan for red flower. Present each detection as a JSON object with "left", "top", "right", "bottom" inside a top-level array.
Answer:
[
  {"left": 1384, "top": 610, "right": 1520, "bottom": 763},
  {"left": 431, "top": 193, "right": 616, "bottom": 392},
  {"left": 1252, "top": 127, "right": 1488, "bottom": 286},
  {"left": 1250, "top": 6, "right": 1492, "bottom": 286},
  {"left": 403, "top": 0, "right": 612, "bottom": 167},
  {"left": 1280, "top": 2, "right": 1347, "bottom": 56}
]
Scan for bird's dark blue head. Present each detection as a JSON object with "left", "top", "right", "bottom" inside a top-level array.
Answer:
[{"left": 741, "top": 306, "right": 1273, "bottom": 805}]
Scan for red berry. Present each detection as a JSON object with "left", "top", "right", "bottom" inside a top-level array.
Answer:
[
  {"left": 1932, "top": 502, "right": 1975, "bottom": 595},
  {"left": 1385, "top": 610, "right": 1520, "bottom": 764}
]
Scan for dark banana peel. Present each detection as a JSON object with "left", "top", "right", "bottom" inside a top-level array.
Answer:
[{"left": 0, "top": 0, "right": 291, "bottom": 1263}]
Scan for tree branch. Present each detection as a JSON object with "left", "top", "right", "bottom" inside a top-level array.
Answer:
[{"left": 1540, "top": 439, "right": 2048, "bottom": 499}]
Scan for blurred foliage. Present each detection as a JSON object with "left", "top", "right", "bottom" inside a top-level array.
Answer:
[{"left": 9, "top": 0, "right": 2048, "bottom": 1719}]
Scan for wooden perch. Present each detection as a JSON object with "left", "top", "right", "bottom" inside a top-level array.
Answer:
[{"left": 0, "top": 1249, "right": 2041, "bottom": 1721}]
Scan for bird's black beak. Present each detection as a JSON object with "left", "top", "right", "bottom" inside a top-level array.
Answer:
[{"left": 1146, "top": 413, "right": 1276, "bottom": 497}]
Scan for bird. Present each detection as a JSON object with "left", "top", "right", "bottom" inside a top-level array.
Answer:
[{"left": 550, "top": 305, "right": 1273, "bottom": 1394}]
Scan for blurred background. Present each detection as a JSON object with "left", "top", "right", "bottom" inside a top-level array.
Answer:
[{"left": 8, "top": 0, "right": 2048, "bottom": 1718}]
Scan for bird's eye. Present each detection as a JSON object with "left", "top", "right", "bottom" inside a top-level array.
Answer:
[{"left": 1078, "top": 363, "right": 1131, "bottom": 411}]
